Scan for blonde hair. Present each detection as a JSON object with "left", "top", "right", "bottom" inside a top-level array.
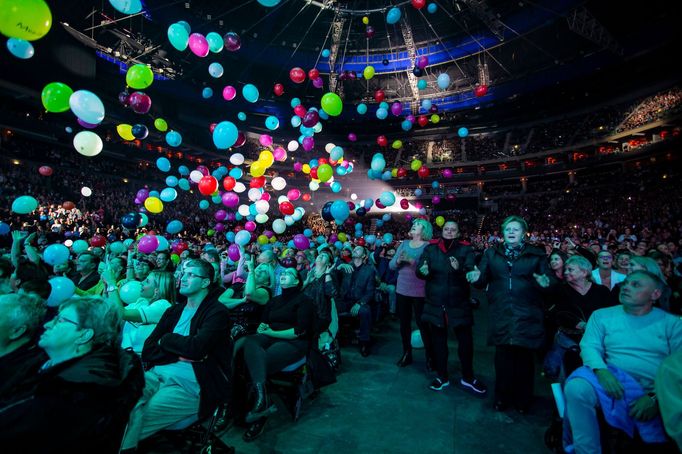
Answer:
[{"left": 148, "top": 270, "right": 177, "bottom": 304}]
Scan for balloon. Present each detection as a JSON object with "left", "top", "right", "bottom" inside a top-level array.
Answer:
[
  {"left": 42, "top": 243, "right": 70, "bottom": 266},
  {"left": 144, "top": 197, "right": 163, "bottom": 214},
  {"left": 279, "top": 201, "right": 295, "bottom": 216},
  {"left": 37, "top": 165, "right": 53, "bottom": 177},
  {"left": 437, "top": 73, "right": 451, "bottom": 90},
  {"left": 70, "top": 239, "right": 88, "bottom": 254},
  {"left": 435, "top": 216, "right": 445, "bottom": 227},
  {"left": 265, "top": 116, "right": 279, "bottom": 130},
  {"left": 0, "top": 0, "right": 52, "bottom": 41},
  {"left": 302, "top": 110, "right": 319, "bottom": 128},
  {"left": 69, "top": 90, "right": 105, "bottom": 125},
  {"left": 203, "top": 31, "right": 224, "bottom": 53},
  {"left": 390, "top": 102, "right": 403, "bottom": 116},
  {"left": 431, "top": 114, "right": 440, "bottom": 124},
  {"left": 163, "top": 219, "right": 182, "bottom": 235},
  {"left": 208, "top": 62, "right": 224, "bottom": 78},
  {"left": 188, "top": 33, "right": 209, "bottom": 57},
  {"left": 201, "top": 87, "right": 214, "bottom": 99},
  {"left": 41, "top": 82, "right": 73, "bottom": 113},
  {"left": 73, "top": 131, "right": 103, "bottom": 157},
  {"left": 119, "top": 280, "right": 142, "bottom": 305},
  {"left": 80, "top": 186, "right": 92, "bottom": 197},
  {"left": 365, "top": 25, "right": 375, "bottom": 38},
  {"left": 357, "top": 103, "right": 368, "bottom": 115},
  {"left": 289, "top": 67, "right": 306, "bottom": 84},
  {"left": 418, "top": 166, "right": 430, "bottom": 178},
  {"left": 363, "top": 65, "right": 375, "bottom": 80},
  {"left": 167, "top": 23, "right": 189, "bottom": 51},
  {"left": 386, "top": 7, "right": 402, "bottom": 24},
  {"left": 47, "top": 277, "right": 75, "bottom": 307},
  {"left": 320, "top": 92, "right": 343, "bottom": 116},
  {"left": 392, "top": 140, "right": 403, "bottom": 149},
  {"left": 165, "top": 130, "right": 182, "bottom": 147},
  {"left": 401, "top": 120, "right": 413, "bottom": 131},
  {"left": 293, "top": 234, "right": 310, "bottom": 250},
  {"left": 126, "top": 64, "right": 154, "bottom": 90},
  {"left": 259, "top": 149, "right": 274, "bottom": 166},
  {"left": 273, "top": 147, "right": 287, "bottom": 162},
  {"left": 302, "top": 136, "right": 314, "bottom": 151},
  {"left": 418, "top": 115, "right": 429, "bottom": 127},
  {"left": 321, "top": 48, "right": 330, "bottom": 58},
  {"left": 137, "top": 235, "right": 159, "bottom": 254},
  {"left": 458, "top": 127, "right": 469, "bottom": 138},
  {"left": 379, "top": 191, "right": 396, "bottom": 207},
  {"left": 223, "top": 31, "right": 241, "bottom": 51},
  {"left": 474, "top": 84, "right": 489, "bottom": 97},
  {"left": 242, "top": 84, "right": 259, "bottom": 103},
  {"left": 159, "top": 187, "right": 177, "bottom": 202},
  {"left": 376, "top": 107, "right": 388, "bottom": 120},
  {"left": 428, "top": 2, "right": 438, "bottom": 13},
  {"left": 213, "top": 121, "right": 238, "bottom": 149},
  {"left": 218, "top": 85, "right": 236, "bottom": 101},
  {"left": 235, "top": 230, "right": 251, "bottom": 246},
  {"left": 156, "top": 157, "right": 171, "bottom": 172},
  {"left": 374, "top": 89, "right": 385, "bottom": 102},
  {"left": 89, "top": 234, "right": 106, "bottom": 248},
  {"left": 330, "top": 200, "right": 350, "bottom": 223},
  {"left": 412, "top": 67, "right": 423, "bottom": 77},
  {"left": 221, "top": 191, "right": 239, "bottom": 208},
  {"left": 274, "top": 83, "right": 284, "bottom": 96},
  {"left": 6, "top": 37, "right": 34, "bottom": 59}
]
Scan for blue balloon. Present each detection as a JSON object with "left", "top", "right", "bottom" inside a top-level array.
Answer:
[
  {"left": 291, "top": 116, "right": 302, "bottom": 127},
  {"left": 309, "top": 159, "right": 319, "bottom": 168},
  {"left": 432, "top": 180, "right": 440, "bottom": 189},
  {"left": 160, "top": 187, "right": 177, "bottom": 202},
  {"left": 47, "top": 277, "right": 76, "bottom": 307},
  {"left": 334, "top": 240, "right": 342, "bottom": 249},
  {"left": 199, "top": 200, "right": 210, "bottom": 210},
  {"left": 421, "top": 99, "right": 432, "bottom": 111},
  {"left": 401, "top": 120, "right": 413, "bottom": 131},
  {"left": 69, "top": 90, "right": 105, "bottom": 125},
  {"left": 257, "top": 0, "right": 282, "bottom": 6},
  {"left": 290, "top": 97, "right": 301, "bottom": 108},
  {"left": 265, "top": 116, "right": 280, "bottom": 130},
  {"left": 213, "top": 121, "right": 238, "bottom": 149},
  {"left": 427, "top": 2, "right": 438, "bottom": 13},
  {"left": 383, "top": 233, "right": 394, "bottom": 244},
  {"left": 0, "top": 222, "right": 10, "bottom": 235},
  {"left": 208, "top": 62, "right": 224, "bottom": 78},
  {"left": 109, "top": 0, "right": 143, "bottom": 14},
  {"left": 132, "top": 124, "right": 148, "bottom": 139},
  {"left": 166, "top": 220, "right": 183, "bottom": 234},
  {"left": 65, "top": 126, "right": 73, "bottom": 133},
  {"left": 355, "top": 223, "right": 363, "bottom": 231},
  {"left": 178, "top": 178, "right": 190, "bottom": 191},
  {"left": 237, "top": 112, "right": 247, "bottom": 121},
  {"left": 376, "top": 107, "right": 388, "bottom": 120},
  {"left": 149, "top": 190, "right": 160, "bottom": 198},
  {"left": 242, "top": 84, "right": 259, "bottom": 103},
  {"left": 43, "top": 244, "right": 71, "bottom": 266},
  {"left": 331, "top": 181, "right": 342, "bottom": 193},
  {"left": 417, "top": 79, "right": 427, "bottom": 90},
  {"left": 235, "top": 230, "right": 251, "bottom": 246},
  {"left": 415, "top": 188, "right": 423, "bottom": 196},
  {"left": 178, "top": 165, "right": 189, "bottom": 175},
  {"left": 380, "top": 102, "right": 389, "bottom": 110},
  {"left": 304, "top": 229, "right": 313, "bottom": 238},
  {"left": 156, "top": 157, "right": 171, "bottom": 172},
  {"left": 330, "top": 200, "right": 350, "bottom": 223},
  {"left": 365, "top": 235, "right": 376, "bottom": 245},
  {"left": 202, "top": 87, "right": 213, "bottom": 98},
  {"left": 458, "top": 127, "right": 469, "bottom": 138},
  {"left": 386, "top": 7, "right": 402, "bottom": 24},
  {"left": 376, "top": 219, "right": 384, "bottom": 228},
  {"left": 7, "top": 38, "right": 34, "bottom": 59},
  {"left": 225, "top": 231, "right": 236, "bottom": 243},
  {"left": 364, "top": 199, "right": 374, "bottom": 209},
  {"left": 229, "top": 167, "right": 243, "bottom": 179},
  {"left": 318, "top": 109, "right": 329, "bottom": 120},
  {"left": 382, "top": 213, "right": 392, "bottom": 222},
  {"left": 166, "top": 176, "right": 178, "bottom": 187},
  {"left": 379, "top": 191, "right": 396, "bottom": 207},
  {"left": 356, "top": 103, "right": 368, "bottom": 115},
  {"left": 166, "top": 130, "right": 182, "bottom": 147},
  {"left": 381, "top": 171, "right": 392, "bottom": 181},
  {"left": 321, "top": 49, "right": 330, "bottom": 58},
  {"left": 437, "top": 73, "right": 451, "bottom": 90}
]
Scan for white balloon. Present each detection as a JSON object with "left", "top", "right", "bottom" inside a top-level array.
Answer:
[
  {"left": 229, "top": 153, "right": 245, "bottom": 165},
  {"left": 350, "top": 193, "right": 357, "bottom": 200},
  {"left": 292, "top": 208, "right": 304, "bottom": 221},
  {"left": 325, "top": 143, "right": 335, "bottom": 153},
  {"left": 73, "top": 131, "right": 103, "bottom": 157},
  {"left": 287, "top": 140, "right": 299, "bottom": 152},
  {"left": 272, "top": 218, "right": 286, "bottom": 234},
  {"left": 284, "top": 215, "right": 295, "bottom": 226},
  {"left": 248, "top": 188, "right": 262, "bottom": 201},
  {"left": 81, "top": 186, "right": 92, "bottom": 197},
  {"left": 233, "top": 182, "right": 246, "bottom": 193},
  {"left": 255, "top": 213, "right": 268, "bottom": 224},
  {"left": 255, "top": 200, "right": 270, "bottom": 214},
  {"left": 277, "top": 195, "right": 290, "bottom": 204},
  {"left": 238, "top": 204, "right": 250, "bottom": 216},
  {"left": 189, "top": 170, "right": 203, "bottom": 183},
  {"left": 309, "top": 181, "right": 319, "bottom": 191},
  {"left": 271, "top": 177, "right": 287, "bottom": 191},
  {"left": 64, "top": 239, "right": 73, "bottom": 247}
]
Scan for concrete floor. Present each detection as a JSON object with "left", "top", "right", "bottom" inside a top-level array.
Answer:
[{"left": 216, "top": 293, "right": 555, "bottom": 454}]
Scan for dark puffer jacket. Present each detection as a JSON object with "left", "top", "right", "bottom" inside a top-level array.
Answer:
[
  {"left": 416, "top": 240, "right": 476, "bottom": 328},
  {"left": 473, "top": 243, "right": 550, "bottom": 349}
]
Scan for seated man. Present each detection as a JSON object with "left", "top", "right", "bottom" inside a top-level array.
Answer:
[
  {"left": 337, "top": 246, "right": 376, "bottom": 356},
  {"left": 72, "top": 251, "right": 101, "bottom": 293},
  {"left": 0, "top": 296, "right": 144, "bottom": 453},
  {"left": 121, "top": 259, "right": 231, "bottom": 450},
  {"left": 565, "top": 270, "right": 682, "bottom": 454}
]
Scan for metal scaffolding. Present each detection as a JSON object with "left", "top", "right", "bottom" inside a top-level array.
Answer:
[
  {"left": 328, "top": 13, "right": 346, "bottom": 97},
  {"left": 567, "top": 7, "right": 624, "bottom": 56},
  {"left": 461, "top": 0, "right": 505, "bottom": 41},
  {"left": 399, "top": 19, "right": 420, "bottom": 114}
]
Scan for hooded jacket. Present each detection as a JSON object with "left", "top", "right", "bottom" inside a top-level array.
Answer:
[{"left": 0, "top": 344, "right": 144, "bottom": 453}]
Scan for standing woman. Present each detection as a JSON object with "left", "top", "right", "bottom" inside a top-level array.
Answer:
[
  {"left": 467, "top": 216, "right": 552, "bottom": 412},
  {"left": 389, "top": 218, "right": 431, "bottom": 367},
  {"left": 417, "top": 220, "right": 486, "bottom": 396}
]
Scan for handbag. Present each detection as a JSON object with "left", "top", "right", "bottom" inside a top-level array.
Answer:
[{"left": 308, "top": 342, "right": 339, "bottom": 389}]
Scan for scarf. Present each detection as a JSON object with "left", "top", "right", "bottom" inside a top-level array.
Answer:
[{"left": 504, "top": 242, "right": 524, "bottom": 265}]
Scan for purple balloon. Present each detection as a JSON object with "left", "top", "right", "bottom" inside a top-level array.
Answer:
[
  {"left": 417, "top": 55, "right": 429, "bottom": 69},
  {"left": 214, "top": 222, "right": 225, "bottom": 232},
  {"left": 263, "top": 230, "right": 273, "bottom": 239},
  {"left": 432, "top": 195, "right": 441, "bottom": 205},
  {"left": 390, "top": 102, "right": 402, "bottom": 116},
  {"left": 215, "top": 209, "right": 227, "bottom": 221},
  {"left": 347, "top": 132, "right": 357, "bottom": 142},
  {"left": 293, "top": 162, "right": 303, "bottom": 172},
  {"left": 226, "top": 212, "right": 236, "bottom": 221},
  {"left": 136, "top": 188, "right": 150, "bottom": 201},
  {"left": 77, "top": 118, "right": 98, "bottom": 129},
  {"left": 138, "top": 235, "right": 159, "bottom": 254},
  {"left": 312, "top": 77, "right": 324, "bottom": 89},
  {"left": 348, "top": 71, "right": 357, "bottom": 80},
  {"left": 429, "top": 105, "right": 438, "bottom": 113},
  {"left": 224, "top": 32, "right": 241, "bottom": 52},
  {"left": 442, "top": 168, "right": 453, "bottom": 178},
  {"left": 129, "top": 92, "right": 152, "bottom": 114},
  {"left": 228, "top": 243, "right": 240, "bottom": 261},
  {"left": 118, "top": 91, "right": 130, "bottom": 106},
  {"left": 221, "top": 192, "right": 239, "bottom": 208},
  {"left": 302, "top": 110, "right": 319, "bottom": 128},
  {"left": 293, "top": 234, "right": 310, "bottom": 250},
  {"left": 302, "top": 136, "right": 314, "bottom": 151},
  {"left": 406, "top": 114, "right": 415, "bottom": 123}
]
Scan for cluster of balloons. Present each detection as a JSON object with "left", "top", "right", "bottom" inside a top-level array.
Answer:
[{"left": 167, "top": 21, "right": 235, "bottom": 56}]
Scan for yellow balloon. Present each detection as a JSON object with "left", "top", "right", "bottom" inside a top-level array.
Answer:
[
  {"left": 0, "top": 0, "right": 53, "bottom": 41},
  {"left": 116, "top": 124, "right": 135, "bottom": 141},
  {"left": 259, "top": 149, "right": 274, "bottom": 167},
  {"left": 362, "top": 16, "right": 369, "bottom": 25},
  {"left": 269, "top": 236, "right": 277, "bottom": 243},
  {"left": 144, "top": 197, "right": 163, "bottom": 214},
  {"left": 436, "top": 216, "right": 445, "bottom": 227},
  {"left": 431, "top": 114, "right": 440, "bottom": 124},
  {"left": 257, "top": 235, "right": 268, "bottom": 245},
  {"left": 391, "top": 168, "right": 398, "bottom": 177},
  {"left": 250, "top": 160, "right": 266, "bottom": 177},
  {"left": 302, "top": 164, "right": 311, "bottom": 174},
  {"left": 363, "top": 65, "right": 375, "bottom": 80}
]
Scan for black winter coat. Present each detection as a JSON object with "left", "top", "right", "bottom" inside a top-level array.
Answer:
[
  {"left": 0, "top": 345, "right": 144, "bottom": 453},
  {"left": 416, "top": 240, "right": 476, "bottom": 328},
  {"left": 473, "top": 243, "right": 550, "bottom": 349}
]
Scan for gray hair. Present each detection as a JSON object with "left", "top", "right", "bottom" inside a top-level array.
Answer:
[
  {"left": 565, "top": 255, "right": 594, "bottom": 278},
  {"left": 60, "top": 297, "right": 121, "bottom": 347},
  {"left": 0, "top": 293, "right": 46, "bottom": 339}
]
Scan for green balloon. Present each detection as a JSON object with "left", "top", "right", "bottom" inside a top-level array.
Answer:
[
  {"left": 41, "top": 82, "right": 73, "bottom": 113},
  {"left": 317, "top": 164, "right": 333, "bottom": 182},
  {"left": 154, "top": 118, "right": 168, "bottom": 132},
  {"left": 0, "top": 0, "right": 52, "bottom": 41},
  {"left": 320, "top": 92, "right": 343, "bottom": 117},
  {"left": 126, "top": 64, "right": 154, "bottom": 90},
  {"left": 363, "top": 65, "right": 375, "bottom": 80}
]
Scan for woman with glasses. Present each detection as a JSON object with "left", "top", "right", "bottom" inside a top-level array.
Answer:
[
  {"left": 0, "top": 296, "right": 145, "bottom": 452},
  {"left": 302, "top": 248, "right": 337, "bottom": 351},
  {"left": 240, "top": 268, "right": 317, "bottom": 442}
]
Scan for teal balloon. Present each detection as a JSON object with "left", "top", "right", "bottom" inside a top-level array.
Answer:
[
  {"left": 401, "top": 120, "right": 413, "bottom": 131},
  {"left": 257, "top": 0, "right": 282, "bottom": 6},
  {"left": 202, "top": 87, "right": 213, "bottom": 98},
  {"left": 6, "top": 38, "right": 34, "bottom": 59},
  {"left": 167, "top": 23, "right": 189, "bottom": 51},
  {"left": 199, "top": 200, "right": 210, "bottom": 210},
  {"left": 380, "top": 102, "right": 389, "bottom": 110},
  {"left": 417, "top": 79, "right": 427, "bottom": 90},
  {"left": 379, "top": 191, "right": 396, "bottom": 207},
  {"left": 458, "top": 127, "right": 469, "bottom": 138},
  {"left": 291, "top": 115, "right": 301, "bottom": 127},
  {"left": 356, "top": 103, "right": 367, "bottom": 115},
  {"left": 213, "top": 121, "right": 238, "bottom": 149},
  {"left": 178, "top": 178, "right": 190, "bottom": 190},
  {"left": 208, "top": 62, "right": 224, "bottom": 78},
  {"left": 43, "top": 244, "right": 70, "bottom": 266},
  {"left": 206, "top": 32, "right": 224, "bottom": 52},
  {"left": 376, "top": 107, "right": 388, "bottom": 120},
  {"left": 321, "top": 49, "right": 330, "bottom": 58},
  {"left": 177, "top": 21, "right": 191, "bottom": 33},
  {"left": 330, "top": 146, "right": 344, "bottom": 161},
  {"left": 47, "top": 277, "right": 76, "bottom": 307},
  {"left": 318, "top": 109, "right": 329, "bottom": 120},
  {"left": 109, "top": 0, "right": 142, "bottom": 14},
  {"left": 166, "top": 220, "right": 183, "bottom": 234},
  {"left": 72, "top": 239, "right": 89, "bottom": 254},
  {"left": 165, "top": 130, "right": 182, "bottom": 147},
  {"left": 265, "top": 116, "right": 280, "bottom": 130},
  {"left": 386, "top": 7, "right": 402, "bottom": 24},
  {"left": 156, "top": 157, "right": 171, "bottom": 172},
  {"left": 166, "top": 176, "right": 178, "bottom": 187},
  {"left": 383, "top": 233, "right": 394, "bottom": 243},
  {"left": 290, "top": 97, "right": 301, "bottom": 108},
  {"left": 11, "top": 195, "right": 38, "bottom": 214},
  {"left": 160, "top": 187, "right": 177, "bottom": 202},
  {"left": 237, "top": 112, "right": 247, "bottom": 121},
  {"left": 178, "top": 165, "right": 189, "bottom": 175},
  {"left": 229, "top": 167, "right": 243, "bottom": 179},
  {"left": 331, "top": 182, "right": 342, "bottom": 193},
  {"left": 427, "top": 2, "right": 438, "bottom": 13},
  {"left": 138, "top": 213, "right": 149, "bottom": 227},
  {"left": 235, "top": 230, "right": 251, "bottom": 246},
  {"left": 330, "top": 200, "right": 350, "bottom": 223},
  {"left": 242, "top": 84, "right": 259, "bottom": 103}
]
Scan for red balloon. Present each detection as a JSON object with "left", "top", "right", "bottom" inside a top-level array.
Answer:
[
  {"left": 474, "top": 84, "right": 488, "bottom": 97},
  {"left": 308, "top": 68, "right": 320, "bottom": 80},
  {"left": 375, "top": 199, "right": 385, "bottom": 209},
  {"left": 417, "top": 115, "right": 429, "bottom": 127},
  {"left": 274, "top": 83, "right": 284, "bottom": 96},
  {"left": 400, "top": 198, "right": 410, "bottom": 209},
  {"left": 376, "top": 135, "right": 388, "bottom": 147},
  {"left": 209, "top": 122, "right": 217, "bottom": 133},
  {"left": 411, "top": 0, "right": 426, "bottom": 9},
  {"left": 38, "top": 166, "right": 53, "bottom": 176},
  {"left": 198, "top": 176, "right": 219, "bottom": 196},
  {"left": 318, "top": 158, "right": 329, "bottom": 166},
  {"left": 374, "top": 89, "right": 385, "bottom": 103},
  {"left": 62, "top": 201, "right": 76, "bottom": 210},
  {"left": 418, "top": 166, "right": 430, "bottom": 178},
  {"left": 294, "top": 104, "right": 307, "bottom": 118},
  {"left": 89, "top": 234, "right": 106, "bottom": 247},
  {"left": 310, "top": 167, "right": 318, "bottom": 179},
  {"left": 234, "top": 131, "right": 246, "bottom": 148},
  {"left": 397, "top": 167, "right": 408, "bottom": 178},
  {"left": 250, "top": 176, "right": 265, "bottom": 188},
  {"left": 302, "top": 193, "right": 311, "bottom": 201},
  {"left": 279, "top": 201, "right": 295, "bottom": 215},
  {"left": 347, "top": 201, "right": 355, "bottom": 211},
  {"left": 357, "top": 237, "right": 366, "bottom": 246},
  {"left": 289, "top": 67, "right": 306, "bottom": 84},
  {"left": 223, "top": 176, "right": 236, "bottom": 191},
  {"left": 172, "top": 241, "right": 188, "bottom": 254}
]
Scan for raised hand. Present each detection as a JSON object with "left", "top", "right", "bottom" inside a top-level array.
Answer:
[
  {"left": 533, "top": 273, "right": 551, "bottom": 288},
  {"left": 466, "top": 266, "right": 481, "bottom": 283}
]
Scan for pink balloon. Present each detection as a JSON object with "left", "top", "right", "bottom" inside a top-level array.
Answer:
[
  {"left": 222, "top": 85, "right": 236, "bottom": 101},
  {"left": 302, "top": 136, "right": 314, "bottom": 151},
  {"left": 245, "top": 221, "right": 256, "bottom": 232},
  {"left": 260, "top": 192, "right": 271, "bottom": 201},
  {"left": 188, "top": 33, "right": 209, "bottom": 57},
  {"left": 293, "top": 162, "right": 303, "bottom": 172},
  {"left": 138, "top": 235, "right": 159, "bottom": 254},
  {"left": 287, "top": 188, "right": 301, "bottom": 201},
  {"left": 273, "top": 146, "right": 287, "bottom": 162},
  {"left": 259, "top": 134, "right": 273, "bottom": 147}
]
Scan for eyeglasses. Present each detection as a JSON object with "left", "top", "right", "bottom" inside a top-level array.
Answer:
[
  {"left": 182, "top": 271, "right": 210, "bottom": 280},
  {"left": 54, "top": 315, "right": 80, "bottom": 327}
]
